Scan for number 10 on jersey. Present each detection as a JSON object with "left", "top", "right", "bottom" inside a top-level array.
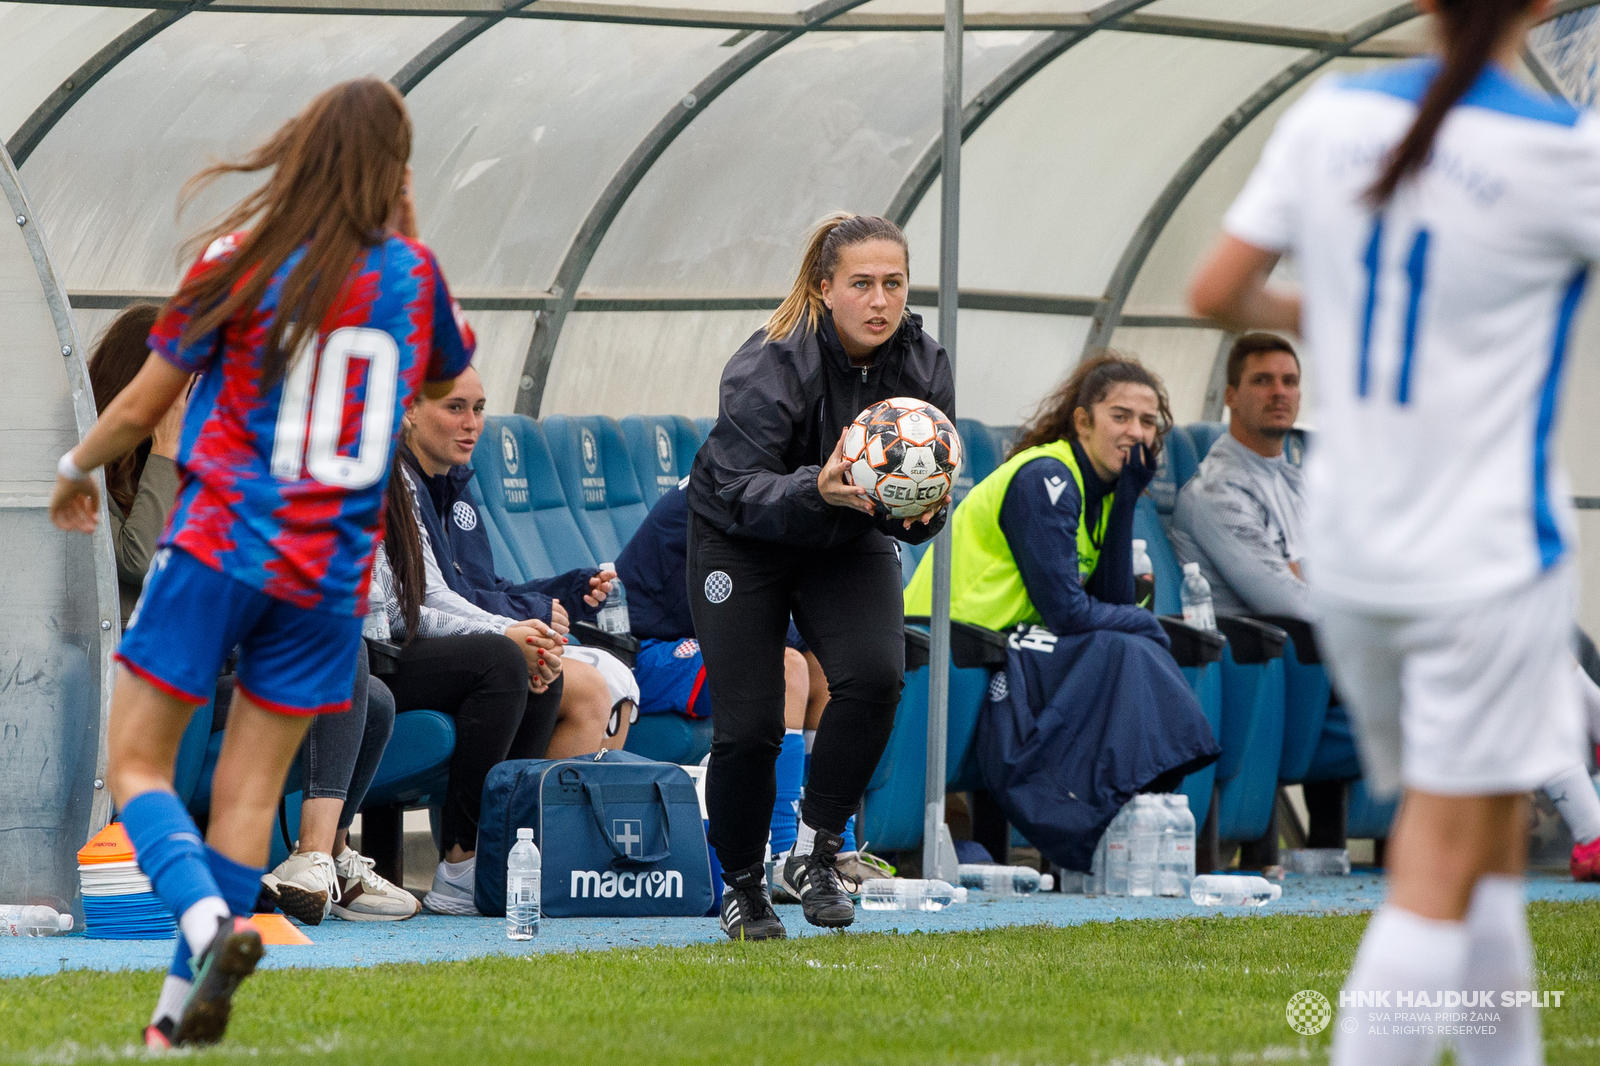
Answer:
[{"left": 270, "top": 326, "right": 401, "bottom": 489}]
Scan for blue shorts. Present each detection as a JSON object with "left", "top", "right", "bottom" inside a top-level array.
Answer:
[
  {"left": 117, "top": 547, "right": 363, "bottom": 716},
  {"left": 635, "top": 626, "right": 808, "bottom": 718},
  {"left": 634, "top": 639, "right": 711, "bottom": 718}
]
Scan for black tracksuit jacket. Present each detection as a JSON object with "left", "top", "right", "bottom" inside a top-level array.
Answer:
[{"left": 687, "top": 311, "right": 955, "bottom": 549}]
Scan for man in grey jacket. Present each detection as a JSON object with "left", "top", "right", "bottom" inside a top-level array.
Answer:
[
  {"left": 1172, "top": 334, "right": 1356, "bottom": 856},
  {"left": 1171, "top": 332, "right": 1308, "bottom": 619}
]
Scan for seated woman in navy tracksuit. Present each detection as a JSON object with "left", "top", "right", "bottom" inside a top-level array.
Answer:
[{"left": 400, "top": 367, "right": 640, "bottom": 752}]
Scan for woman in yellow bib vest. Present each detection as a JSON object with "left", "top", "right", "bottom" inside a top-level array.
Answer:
[{"left": 907, "top": 354, "right": 1219, "bottom": 873}]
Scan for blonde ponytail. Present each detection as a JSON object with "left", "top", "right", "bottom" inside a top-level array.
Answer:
[{"left": 764, "top": 212, "right": 908, "bottom": 342}]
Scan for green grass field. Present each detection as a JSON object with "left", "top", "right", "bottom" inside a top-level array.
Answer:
[{"left": 3, "top": 902, "right": 1597, "bottom": 1065}]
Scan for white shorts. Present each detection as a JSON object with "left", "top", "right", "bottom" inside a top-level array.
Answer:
[
  {"left": 564, "top": 645, "right": 641, "bottom": 714},
  {"left": 1313, "top": 564, "right": 1584, "bottom": 799}
]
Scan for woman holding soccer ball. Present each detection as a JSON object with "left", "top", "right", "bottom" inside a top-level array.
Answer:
[{"left": 687, "top": 212, "right": 953, "bottom": 940}]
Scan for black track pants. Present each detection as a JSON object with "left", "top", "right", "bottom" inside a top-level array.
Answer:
[
  {"left": 384, "top": 633, "right": 563, "bottom": 853},
  {"left": 688, "top": 513, "right": 904, "bottom": 872}
]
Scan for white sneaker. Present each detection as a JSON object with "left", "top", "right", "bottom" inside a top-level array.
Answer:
[
  {"left": 422, "top": 857, "right": 479, "bottom": 916},
  {"left": 260, "top": 851, "right": 339, "bottom": 925},
  {"left": 330, "top": 846, "right": 420, "bottom": 921}
]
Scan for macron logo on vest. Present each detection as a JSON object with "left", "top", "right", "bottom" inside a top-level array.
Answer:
[{"left": 1043, "top": 476, "right": 1068, "bottom": 507}]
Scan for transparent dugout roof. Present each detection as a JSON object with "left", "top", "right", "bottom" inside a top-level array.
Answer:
[
  {"left": 1138, "top": 0, "right": 1408, "bottom": 33},
  {"left": 903, "top": 31, "right": 1308, "bottom": 298},
  {"left": 22, "top": 13, "right": 449, "bottom": 294},
  {"left": 0, "top": 4, "right": 154, "bottom": 146},
  {"left": 583, "top": 30, "right": 1041, "bottom": 295},
  {"left": 407, "top": 20, "right": 735, "bottom": 293},
  {"left": 5, "top": 0, "right": 1598, "bottom": 436}
]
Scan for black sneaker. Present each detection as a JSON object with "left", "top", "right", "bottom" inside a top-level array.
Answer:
[
  {"left": 720, "top": 864, "right": 786, "bottom": 941},
  {"left": 172, "top": 917, "right": 265, "bottom": 1046},
  {"left": 783, "top": 828, "right": 856, "bottom": 928}
]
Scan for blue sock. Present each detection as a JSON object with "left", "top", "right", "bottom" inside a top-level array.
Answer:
[
  {"left": 205, "top": 846, "right": 264, "bottom": 918},
  {"left": 167, "top": 849, "right": 262, "bottom": 983},
  {"left": 770, "top": 731, "right": 804, "bottom": 857},
  {"left": 842, "top": 814, "right": 857, "bottom": 854},
  {"left": 122, "top": 792, "right": 223, "bottom": 929},
  {"left": 169, "top": 937, "right": 193, "bottom": 982}
]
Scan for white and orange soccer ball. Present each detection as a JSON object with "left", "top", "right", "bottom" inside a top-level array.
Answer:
[{"left": 841, "top": 398, "right": 960, "bottom": 519}]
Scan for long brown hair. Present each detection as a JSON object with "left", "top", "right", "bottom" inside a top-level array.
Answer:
[
  {"left": 1010, "top": 352, "right": 1173, "bottom": 462},
  {"left": 765, "top": 213, "right": 909, "bottom": 342},
  {"left": 383, "top": 465, "right": 425, "bottom": 643},
  {"left": 1367, "top": 0, "right": 1536, "bottom": 204},
  {"left": 87, "top": 303, "right": 163, "bottom": 514},
  {"left": 170, "top": 78, "right": 412, "bottom": 389}
]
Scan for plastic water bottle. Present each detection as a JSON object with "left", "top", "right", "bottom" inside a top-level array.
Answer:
[
  {"left": 1127, "top": 796, "right": 1162, "bottom": 897},
  {"left": 1132, "top": 539, "right": 1156, "bottom": 612},
  {"left": 1284, "top": 848, "right": 1352, "bottom": 876},
  {"left": 1088, "top": 835, "right": 1107, "bottom": 896},
  {"left": 859, "top": 879, "right": 967, "bottom": 911},
  {"left": 1190, "top": 874, "right": 1282, "bottom": 907},
  {"left": 1155, "top": 799, "right": 1179, "bottom": 897},
  {"left": 1105, "top": 806, "right": 1131, "bottom": 897},
  {"left": 0, "top": 905, "right": 72, "bottom": 937},
  {"left": 595, "top": 565, "right": 630, "bottom": 636},
  {"left": 1180, "top": 562, "right": 1216, "bottom": 631},
  {"left": 506, "top": 828, "right": 541, "bottom": 940},
  {"left": 957, "top": 864, "right": 1041, "bottom": 895},
  {"left": 1159, "top": 794, "right": 1196, "bottom": 897}
]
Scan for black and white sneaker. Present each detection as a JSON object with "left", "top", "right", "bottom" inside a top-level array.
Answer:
[
  {"left": 720, "top": 864, "right": 787, "bottom": 941},
  {"left": 171, "top": 916, "right": 264, "bottom": 1046},
  {"left": 782, "top": 827, "right": 856, "bottom": 928}
]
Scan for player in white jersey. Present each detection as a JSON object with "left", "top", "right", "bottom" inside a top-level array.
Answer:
[{"left": 1189, "top": 2, "right": 1587, "bottom": 1063}]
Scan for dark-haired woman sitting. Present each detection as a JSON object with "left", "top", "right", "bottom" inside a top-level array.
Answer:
[
  {"left": 87, "top": 303, "right": 185, "bottom": 626},
  {"left": 906, "top": 353, "right": 1219, "bottom": 872}
]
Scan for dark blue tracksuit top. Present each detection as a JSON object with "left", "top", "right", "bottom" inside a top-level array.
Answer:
[
  {"left": 401, "top": 446, "right": 601, "bottom": 626},
  {"left": 997, "top": 441, "right": 1166, "bottom": 646}
]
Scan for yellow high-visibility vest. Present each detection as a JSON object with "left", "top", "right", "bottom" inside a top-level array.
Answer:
[{"left": 904, "top": 438, "right": 1109, "bottom": 631}]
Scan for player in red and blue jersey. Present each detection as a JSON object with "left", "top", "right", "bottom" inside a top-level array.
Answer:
[{"left": 49, "top": 79, "right": 472, "bottom": 1048}]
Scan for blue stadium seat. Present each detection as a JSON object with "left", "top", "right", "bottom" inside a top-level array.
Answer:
[
  {"left": 173, "top": 691, "right": 216, "bottom": 807},
  {"left": 624, "top": 713, "right": 714, "bottom": 766},
  {"left": 1210, "top": 620, "right": 1286, "bottom": 844},
  {"left": 466, "top": 476, "right": 525, "bottom": 582},
  {"left": 271, "top": 709, "right": 458, "bottom": 871},
  {"left": 990, "top": 425, "right": 1020, "bottom": 460},
  {"left": 543, "top": 414, "right": 651, "bottom": 564},
  {"left": 620, "top": 415, "right": 701, "bottom": 507},
  {"left": 953, "top": 418, "right": 1001, "bottom": 503},
  {"left": 1187, "top": 420, "right": 1228, "bottom": 460},
  {"left": 694, "top": 416, "right": 716, "bottom": 439},
  {"left": 1136, "top": 427, "right": 1235, "bottom": 840},
  {"left": 1146, "top": 431, "right": 1290, "bottom": 845},
  {"left": 862, "top": 624, "right": 1001, "bottom": 852},
  {"left": 473, "top": 415, "right": 596, "bottom": 576},
  {"left": 1345, "top": 778, "right": 1399, "bottom": 842}
]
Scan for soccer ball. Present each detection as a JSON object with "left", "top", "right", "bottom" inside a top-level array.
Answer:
[{"left": 841, "top": 398, "right": 961, "bottom": 519}]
